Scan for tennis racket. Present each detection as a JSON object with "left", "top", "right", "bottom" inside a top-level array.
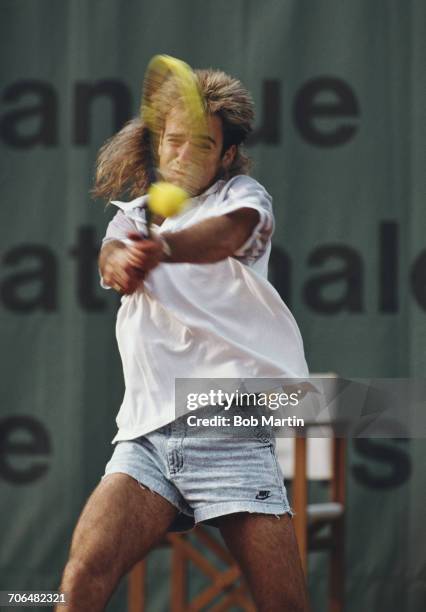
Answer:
[{"left": 140, "top": 54, "right": 208, "bottom": 232}]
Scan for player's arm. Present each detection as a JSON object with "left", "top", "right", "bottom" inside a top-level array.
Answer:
[
  {"left": 99, "top": 207, "right": 259, "bottom": 293},
  {"left": 125, "top": 207, "right": 259, "bottom": 270},
  {"left": 165, "top": 207, "right": 259, "bottom": 263}
]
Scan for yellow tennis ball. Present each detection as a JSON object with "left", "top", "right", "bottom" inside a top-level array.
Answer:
[{"left": 148, "top": 182, "right": 188, "bottom": 218}]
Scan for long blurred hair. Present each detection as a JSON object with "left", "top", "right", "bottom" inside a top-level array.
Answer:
[{"left": 92, "top": 69, "right": 255, "bottom": 201}]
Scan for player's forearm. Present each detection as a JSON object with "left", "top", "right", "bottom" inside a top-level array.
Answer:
[{"left": 162, "top": 210, "right": 257, "bottom": 264}]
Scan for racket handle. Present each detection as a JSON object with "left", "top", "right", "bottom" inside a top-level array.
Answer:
[{"left": 145, "top": 206, "right": 153, "bottom": 237}]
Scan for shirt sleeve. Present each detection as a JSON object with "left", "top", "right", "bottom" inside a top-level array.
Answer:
[
  {"left": 214, "top": 176, "right": 275, "bottom": 264},
  {"left": 102, "top": 209, "right": 138, "bottom": 245}
]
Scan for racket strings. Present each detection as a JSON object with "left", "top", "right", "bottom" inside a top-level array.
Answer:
[{"left": 140, "top": 55, "right": 209, "bottom": 196}]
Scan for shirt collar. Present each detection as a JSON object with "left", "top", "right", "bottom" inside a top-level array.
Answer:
[
  {"left": 197, "top": 178, "right": 226, "bottom": 200},
  {"left": 110, "top": 195, "right": 147, "bottom": 212}
]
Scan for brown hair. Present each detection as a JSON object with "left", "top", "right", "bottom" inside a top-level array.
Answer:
[{"left": 92, "top": 68, "right": 254, "bottom": 201}]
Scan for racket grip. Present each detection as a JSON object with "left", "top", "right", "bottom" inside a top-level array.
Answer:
[{"left": 145, "top": 206, "right": 153, "bottom": 237}]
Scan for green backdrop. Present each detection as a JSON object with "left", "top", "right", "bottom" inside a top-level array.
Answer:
[{"left": 1, "top": 1, "right": 425, "bottom": 610}]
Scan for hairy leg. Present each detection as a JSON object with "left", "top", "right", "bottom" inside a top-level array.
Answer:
[
  {"left": 218, "top": 512, "right": 309, "bottom": 612},
  {"left": 57, "top": 473, "right": 178, "bottom": 612}
]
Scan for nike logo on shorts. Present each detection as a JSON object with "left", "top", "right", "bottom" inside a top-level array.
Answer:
[{"left": 255, "top": 490, "right": 271, "bottom": 500}]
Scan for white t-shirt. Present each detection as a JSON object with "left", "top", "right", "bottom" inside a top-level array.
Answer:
[{"left": 101, "top": 175, "right": 309, "bottom": 442}]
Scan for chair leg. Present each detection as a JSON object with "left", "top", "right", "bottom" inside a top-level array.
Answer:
[
  {"left": 330, "top": 438, "right": 346, "bottom": 612},
  {"left": 293, "top": 436, "right": 308, "bottom": 574},
  {"left": 128, "top": 559, "right": 146, "bottom": 612},
  {"left": 330, "top": 517, "right": 345, "bottom": 612}
]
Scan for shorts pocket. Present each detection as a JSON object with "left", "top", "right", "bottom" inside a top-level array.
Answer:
[{"left": 233, "top": 403, "right": 272, "bottom": 443}]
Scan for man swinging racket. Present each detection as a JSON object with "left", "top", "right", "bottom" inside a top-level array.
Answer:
[{"left": 58, "top": 57, "right": 309, "bottom": 612}]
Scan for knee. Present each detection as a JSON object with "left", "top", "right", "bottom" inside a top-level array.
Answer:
[
  {"left": 59, "top": 555, "right": 117, "bottom": 612},
  {"left": 65, "top": 527, "right": 122, "bottom": 582},
  {"left": 62, "top": 557, "right": 95, "bottom": 588},
  {"left": 61, "top": 553, "right": 114, "bottom": 590}
]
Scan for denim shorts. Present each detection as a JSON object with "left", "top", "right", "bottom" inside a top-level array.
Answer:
[{"left": 103, "top": 406, "right": 293, "bottom": 532}]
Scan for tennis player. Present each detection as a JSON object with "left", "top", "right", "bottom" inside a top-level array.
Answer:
[{"left": 58, "top": 68, "right": 309, "bottom": 611}]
